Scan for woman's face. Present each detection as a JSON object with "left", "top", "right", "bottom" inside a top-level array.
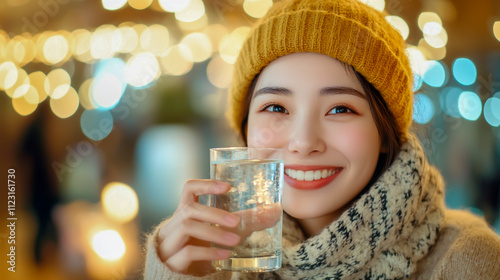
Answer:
[{"left": 247, "top": 52, "right": 382, "bottom": 221}]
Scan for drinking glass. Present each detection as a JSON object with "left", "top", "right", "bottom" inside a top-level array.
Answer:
[{"left": 209, "top": 147, "right": 284, "bottom": 272}]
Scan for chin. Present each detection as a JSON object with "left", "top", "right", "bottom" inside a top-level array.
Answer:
[{"left": 283, "top": 203, "right": 328, "bottom": 220}]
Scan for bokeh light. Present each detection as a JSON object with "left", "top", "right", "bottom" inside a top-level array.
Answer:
[
  {"left": 79, "top": 78, "right": 98, "bottom": 110},
  {"left": 494, "top": 21, "right": 500, "bottom": 41},
  {"left": 219, "top": 26, "right": 251, "bottom": 64},
  {"left": 117, "top": 25, "right": 138, "bottom": 54},
  {"left": 90, "top": 25, "right": 116, "bottom": 59},
  {"left": 458, "top": 91, "right": 482, "bottom": 121},
  {"left": 28, "top": 71, "right": 48, "bottom": 103},
  {"left": 0, "top": 62, "right": 19, "bottom": 91},
  {"left": 6, "top": 68, "right": 29, "bottom": 98},
  {"left": 159, "top": 0, "right": 190, "bottom": 12},
  {"left": 80, "top": 109, "right": 114, "bottom": 141},
  {"left": 102, "top": 0, "right": 127, "bottom": 10},
  {"left": 159, "top": 44, "right": 193, "bottom": 76},
  {"left": 45, "top": 68, "right": 71, "bottom": 99},
  {"left": 359, "top": 0, "right": 385, "bottom": 12},
  {"left": 101, "top": 182, "right": 139, "bottom": 223},
  {"left": 440, "top": 87, "right": 462, "bottom": 118},
  {"left": 413, "top": 93, "right": 435, "bottom": 124},
  {"left": 140, "top": 25, "right": 170, "bottom": 56},
  {"left": 177, "top": 13, "right": 208, "bottom": 31},
  {"left": 243, "top": 0, "right": 273, "bottom": 18},
  {"left": 418, "top": 12, "right": 442, "bottom": 31},
  {"left": 484, "top": 97, "right": 500, "bottom": 127},
  {"left": 175, "top": 0, "right": 205, "bottom": 23},
  {"left": 12, "top": 86, "right": 38, "bottom": 116},
  {"left": 424, "top": 27, "right": 448, "bottom": 48},
  {"left": 385, "top": 16, "right": 409, "bottom": 40},
  {"left": 418, "top": 39, "right": 446, "bottom": 61},
  {"left": 125, "top": 52, "right": 160, "bottom": 88},
  {"left": 207, "top": 55, "right": 233, "bottom": 89},
  {"left": 128, "top": 0, "right": 153, "bottom": 10},
  {"left": 452, "top": 58, "right": 477, "bottom": 86},
  {"left": 71, "top": 29, "right": 93, "bottom": 62},
  {"left": 44, "top": 35, "right": 69, "bottom": 64},
  {"left": 50, "top": 86, "right": 79, "bottom": 118},
  {"left": 180, "top": 32, "right": 212, "bottom": 62},
  {"left": 423, "top": 60, "right": 447, "bottom": 87},
  {"left": 92, "top": 58, "right": 127, "bottom": 109},
  {"left": 91, "top": 230, "right": 126, "bottom": 261}
]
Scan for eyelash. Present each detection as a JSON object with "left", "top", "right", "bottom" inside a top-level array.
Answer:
[{"left": 260, "top": 102, "right": 357, "bottom": 115}]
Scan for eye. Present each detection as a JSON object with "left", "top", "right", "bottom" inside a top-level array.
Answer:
[
  {"left": 328, "top": 105, "right": 355, "bottom": 115},
  {"left": 263, "top": 104, "right": 288, "bottom": 114}
]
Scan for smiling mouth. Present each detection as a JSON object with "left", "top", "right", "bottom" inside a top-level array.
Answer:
[{"left": 285, "top": 168, "right": 343, "bottom": 181}]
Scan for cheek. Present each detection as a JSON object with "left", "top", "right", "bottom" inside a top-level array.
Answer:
[
  {"left": 329, "top": 123, "right": 381, "bottom": 160},
  {"left": 247, "top": 115, "right": 289, "bottom": 148}
]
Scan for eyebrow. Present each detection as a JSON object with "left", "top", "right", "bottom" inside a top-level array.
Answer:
[{"left": 253, "top": 86, "right": 366, "bottom": 99}]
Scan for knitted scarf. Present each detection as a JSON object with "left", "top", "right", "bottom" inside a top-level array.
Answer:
[{"left": 241, "top": 133, "right": 445, "bottom": 279}]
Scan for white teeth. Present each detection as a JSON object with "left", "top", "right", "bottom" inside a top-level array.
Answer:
[
  {"left": 285, "top": 168, "right": 341, "bottom": 181},
  {"left": 304, "top": 171, "right": 314, "bottom": 181},
  {"left": 296, "top": 170, "right": 304, "bottom": 180},
  {"left": 314, "top": 170, "right": 321, "bottom": 180}
]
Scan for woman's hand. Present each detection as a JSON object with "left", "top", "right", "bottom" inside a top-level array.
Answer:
[{"left": 157, "top": 179, "right": 241, "bottom": 276}]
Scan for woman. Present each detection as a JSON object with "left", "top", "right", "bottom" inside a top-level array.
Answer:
[{"left": 144, "top": 0, "right": 500, "bottom": 279}]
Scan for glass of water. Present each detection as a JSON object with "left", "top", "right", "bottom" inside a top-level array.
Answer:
[{"left": 209, "top": 147, "right": 284, "bottom": 272}]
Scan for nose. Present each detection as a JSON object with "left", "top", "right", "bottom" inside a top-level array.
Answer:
[{"left": 288, "top": 117, "right": 326, "bottom": 155}]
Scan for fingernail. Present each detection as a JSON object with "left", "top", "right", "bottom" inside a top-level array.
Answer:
[{"left": 224, "top": 214, "right": 239, "bottom": 226}]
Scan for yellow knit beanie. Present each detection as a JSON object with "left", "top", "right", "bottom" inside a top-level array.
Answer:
[{"left": 226, "top": 0, "right": 413, "bottom": 140}]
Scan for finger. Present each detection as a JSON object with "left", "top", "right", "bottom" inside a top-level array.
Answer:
[
  {"left": 159, "top": 203, "right": 240, "bottom": 241},
  {"left": 165, "top": 245, "right": 231, "bottom": 273},
  {"left": 158, "top": 219, "right": 241, "bottom": 261},
  {"left": 229, "top": 203, "right": 282, "bottom": 240},
  {"left": 179, "top": 179, "right": 232, "bottom": 206}
]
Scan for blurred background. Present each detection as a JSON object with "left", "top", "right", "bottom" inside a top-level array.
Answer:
[{"left": 0, "top": 0, "right": 499, "bottom": 279}]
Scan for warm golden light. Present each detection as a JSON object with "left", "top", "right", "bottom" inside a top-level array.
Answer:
[
  {"left": 243, "top": 0, "right": 273, "bottom": 18},
  {"left": 160, "top": 44, "right": 194, "bottom": 76},
  {"left": 44, "top": 35, "right": 69, "bottom": 64},
  {"left": 418, "top": 39, "right": 446, "bottom": 60},
  {"left": 132, "top": 24, "right": 148, "bottom": 53},
  {"left": 494, "top": 21, "right": 500, "bottom": 41},
  {"left": 101, "top": 182, "right": 139, "bottom": 223},
  {"left": 102, "top": 0, "right": 127, "bottom": 10},
  {"left": 207, "top": 55, "right": 233, "bottom": 88},
  {"left": 5, "top": 68, "right": 29, "bottom": 98},
  {"left": 5, "top": 38, "right": 26, "bottom": 65},
  {"left": 175, "top": 0, "right": 205, "bottom": 23},
  {"left": 117, "top": 26, "right": 139, "bottom": 53},
  {"left": 219, "top": 26, "right": 251, "bottom": 64},
  {"left": 180, "top": 33, "right": 212, "bottom": 62},
  {"left": 177, "top": 13, "right": 208, "bottom": 32},
  {"left": 79, "top": 78, "right": 98, "bottom": 110},
  {"left": 406, "top": 46, "right": 426, "bottom": 77},
  {"left": 125, "top": 52, "right": 160, "bottom": 87},
  {"left": 359, "top": 0, "right": 385, "bottom": 12},
  {"left": 91, "top": 230, "right": 126, "bottom": 261},
  {"left": 28, "top": 71, "right": 48, "bottom": 103},
  {"left": 159, "top": 0, "right": 190, "bottom": 12},
  {"left": 0, "top": 62, "right": 18, "bottom": 91},
  {"left": 128, "top": 0, "right": 153, "bottom": 10},
  {"left": 418, "top": 12, "right": 442, "bottom": 31},
  {"left": 385, "top": 15, "right": 409, "bottom": 40},
  {"left": 90, "top": 25, "right": 116, "bottom": 59},
  {"left": 12, "top": 88, "right": 38, "bottom": 116},
  {"left": 203, "top": 24, "right": 228, "bottom": 53},
  {"left": 424, "top": 27, "right": 448, "bottom": 48},
  {"left": 50, "top": 86, "right": 79, "bottom": 118},
  {"left": 71, "top": 29, "right": 93, "bottom": 62},
  {"left": 45, "top": 69, "right": 71, "bottom": 99},
  {"left": 140, "top": 25, "right": 170, "bottom": 56},
  {"left": 19, "top": 37, "right": 36, "bottom": 66}
]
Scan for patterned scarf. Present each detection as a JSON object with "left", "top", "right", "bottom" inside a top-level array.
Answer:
[{"left": 243, "top": 133, "right": 445, "bottom": 279}]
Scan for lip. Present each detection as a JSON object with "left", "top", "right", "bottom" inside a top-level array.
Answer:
[{"left": 284, "top": 165, "right": 343, "bottom": 190}]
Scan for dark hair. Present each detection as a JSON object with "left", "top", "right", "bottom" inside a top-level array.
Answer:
[{"left": 239, "top": 61, "right": 402, "bottom": 186}]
